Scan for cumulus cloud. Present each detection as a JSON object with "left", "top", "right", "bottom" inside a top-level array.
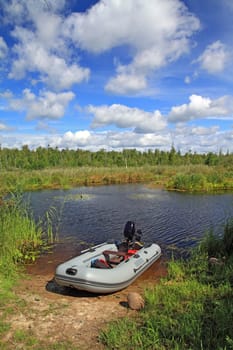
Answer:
[
  {"left": 105, "top": 72, "right": 147, "bottom": 95},
  {"left": 2, "top": 0, "right": 201, "bottom": 94},
  {"left": 63, "top": 130, "right": 92, "bottom": 146},
  {"left": 0, "top": 90, "right": 13, "bottom": 99},
  {"left": 1, "top": 0, "right": 66, "bottom": 25},
  {"left": 2, "top": 0, "right": 89, "bottom": 90},
  {"left": 87, "top": 103, "right": 167, "bottom": 133},
  {"left": 0, "top": 37, "right": 8, "bottom": 59},
  {"left": 168, "top": 94, "right": 233, "bottom": 122},
  {"left": 60, "top": 129, "right": 172, "bottom": 150},
  {"left": 65, "top": 0, "right": 199, "bottom": 52},
  {"left": 9, "top": 26, "right": 89, "bottom": 90},
  {"left": 195, "top": 41, "right": 230, "bottom": 74},
  {"left": 0, "top": 122, "right": 13, "bottom": 131},
  {"left": 8, "top": 89, "right": 75, "bottom": 120},
  {"left": 64, "top": 0, "right": 200, "bottom": 94},
  {"left": 0, "top": 124, "right": 232, "bottom": 153},
  {"left": 170, "top": 123, "right": 223, "bottom": 153}
]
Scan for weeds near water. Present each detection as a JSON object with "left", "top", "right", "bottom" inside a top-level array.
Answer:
[
  {"left": 0, "top": 194, "right": 58, "bottom": 277},
  {"left": 200, "top": 219, "right": 233, "bottom": 258},
  {"left": 100, "top": 221, "right": 233, "bottom": 350},
  {"left": 167, "top": 170, "right": 233, "bottom": 192}
]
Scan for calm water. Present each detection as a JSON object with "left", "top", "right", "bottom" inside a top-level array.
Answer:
[{"left": 25, "top": 184, "right": 233, "bottom": 257}]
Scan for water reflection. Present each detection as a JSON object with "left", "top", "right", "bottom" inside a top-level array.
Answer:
[{"left": 25, "top": 184, "right": 233, "bottom": 257}]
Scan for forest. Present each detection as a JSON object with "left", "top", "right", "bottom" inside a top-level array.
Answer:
[{"left": 1, "top": 145, "right": 233, "bottom": 170}]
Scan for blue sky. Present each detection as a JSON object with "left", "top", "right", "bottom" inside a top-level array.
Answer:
[{"left": 0, "top": 0, "right": 233, "bottom": 153}]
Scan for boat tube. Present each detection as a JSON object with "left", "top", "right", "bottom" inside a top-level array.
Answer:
[{"left": 55, "top": 221, "right": 162, "bottom": 294}]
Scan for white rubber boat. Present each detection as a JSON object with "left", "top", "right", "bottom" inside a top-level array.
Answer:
[{"left": 55, "top": 221, "right": 161, "bottom": 294}]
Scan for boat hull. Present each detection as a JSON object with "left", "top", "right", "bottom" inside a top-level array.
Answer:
[{"left": 55, "top": 242, "right": 161, "bottom": 294}]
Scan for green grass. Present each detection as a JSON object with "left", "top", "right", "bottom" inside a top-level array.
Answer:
[
  {"left": 100, "top": 222, "right": 233, "bottom": 350},
  {"left": 0, "top": 165, "right": 232, "bottom": 196},
  {"left": 0, "top": 197, "right": 81, "bottom": 350},
  {"left": 1, "top": 184, "right": 233, "bottom": 349},
  {"left": 0, "top": 199, "right": 41, "bottom": 276},
  {"left": 0, "top": 166, "right": 158, "bottom": 195},
  {"left": 167, "top": 170, "right": 233, "bottom": 192},
  {"left": 0, "top": 165, "right": 233, "bottom": 198}
]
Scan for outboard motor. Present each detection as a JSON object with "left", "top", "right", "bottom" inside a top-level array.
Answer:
[
  {"left": 135, "top": 229, "right": 142, "bottom": 242},
  {"left": 123, "top": 221, "right": 135, "bottom": 242}
]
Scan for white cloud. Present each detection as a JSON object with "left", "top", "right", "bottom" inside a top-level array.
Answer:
[
  {"left": 168, "top": 94, "right": 233, "bottom": 122},
  {"left": 189, "top": 125, "right": 219, "bottom": 136},
  {"left": 105, "top": 72, "right": 147, "bottom": 95},
  {"left": 1, "top": 0, "right": 66, "bottom": 25},
  {"left": 65, "top": 0, "right": 199, "bottom": 52},
  {"left": 2, "top": 1, "right": 89, "bottom": 90},
  {"left": 60, "top": 129, "right": 172, "bottom": 150},
  {"left": 0, "top": 122, "right": 12, "bottom": 131},
  {"left": 196, "top": 41, "right": 230, "bottom": 74},
  {"left": 0, "top": 90, "right": 13, "bottom": 99},
  {"left": 8, "top": 89, "right": 75, "bottom": 120},
  {"left": 64, "top": 0, "right": 200, "bottom": 94},
  {"left": 9, "top": 26, "right": 90, "bottom": 90},
  {"left": 184, "top": 76, "right": 191, "bottom": 84},
  {"left": 63, "top": 130, "right": 92, "bottom": 146},
  {"left": 1, "top": 126, "right": 232, "bottom": 153},
  {"left": 171, "top": 123, "right": 224, "bottom": 153},
  {"left": 0, "top": 37, "right": 8, "bottom": 59},
  {"left": 87, "top": 103, "right": 167, "bottom": 133}
]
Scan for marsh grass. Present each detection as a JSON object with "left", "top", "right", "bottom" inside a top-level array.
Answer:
[
  {"left": 167, "top": 169, "right": 233, "bottom": 192},
  {"left": 0, "top": 165, "right": 233, "bottom": 197},
  {"left": 0, "top": 195, "right": 56, "bottom": 277},
  {"left": 0, "top": 166, "right": 157, "bottom": 194},
  {"left": 0, "top": 195, "right": 72, "bottom": 349},
  {"left": 100, "top": 222, "right": 233, "bottom": 350},
  {"left": 200, "top": 219, "right": 233, "bottom": 258},
  {"left": 1, "top": 165, "right": 232, "bottom": 196}
]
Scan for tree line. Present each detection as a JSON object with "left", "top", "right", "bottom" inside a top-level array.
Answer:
[{"left": 0, "top": 145, "right": 232, "bottom": 170}]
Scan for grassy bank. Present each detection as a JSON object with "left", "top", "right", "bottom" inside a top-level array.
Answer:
[
  {"left": 166, "top": 165, "right": 233, "bottom": 192},
  {"left": 100, "top": 222, "right": 233, "bottom": 350},
  {"left": 0, "top": 166, "right": 160, "bottom": 195},
  {"left": 1, "top": 165, "right": 233, "bottom": 196},
  {"left": 0, "top": 168, "right": 233, "bottom": 349},
  {"left": 0, "top": 196, "right": 54, "bottom": 277},
  {"left": 0, "top": 198, "right": 60, "bottom": 349}
]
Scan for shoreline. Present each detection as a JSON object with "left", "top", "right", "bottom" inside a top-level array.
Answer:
[{"left": 8, "top": 255, "right": 167, "bottom": 349}]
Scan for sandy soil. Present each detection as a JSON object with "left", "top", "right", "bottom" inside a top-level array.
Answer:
[{"left": 4, "top": 247, "right": 167, "bottom": 349}]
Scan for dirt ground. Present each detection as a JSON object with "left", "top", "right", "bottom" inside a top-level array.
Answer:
[{"left": 5, "top": 246, "right": 167, "bottom": 350}]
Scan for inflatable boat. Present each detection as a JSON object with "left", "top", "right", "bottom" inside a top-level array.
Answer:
[{"left": 54, "top": 221, "right": 162, "bottom": 294}]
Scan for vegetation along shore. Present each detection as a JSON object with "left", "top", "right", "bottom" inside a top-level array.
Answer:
[
  {"left": 0, "top": 146, "right": 233, "bottom": 349},
  {"left": 1, "top": 146, "right": 233, "bottom": 195}
]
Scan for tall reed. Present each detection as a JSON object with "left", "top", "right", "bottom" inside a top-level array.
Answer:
[{"left": 0, "top": 195, "right": 54, "bottom": 277}]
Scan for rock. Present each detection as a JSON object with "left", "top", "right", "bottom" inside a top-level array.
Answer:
[{"left": 127, "top": 292, "right": 145, "bottom": 310}]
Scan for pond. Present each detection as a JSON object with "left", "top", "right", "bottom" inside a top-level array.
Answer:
[{"left": 25, "top": 184, "right": 233, "bottom": 258}]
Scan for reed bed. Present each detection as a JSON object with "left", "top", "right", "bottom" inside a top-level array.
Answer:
[
  {"left": 167, "top": 171, "right": 233, "bottom": 192},
  {"left": 1, "top": 164, "right": 233, "bottom": 196},
  {"left": 0, "top": 196, "right": 54, "bottom": 277},
  {"left": 0, "top": 166, "right": 159, "bottom": 194}
]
